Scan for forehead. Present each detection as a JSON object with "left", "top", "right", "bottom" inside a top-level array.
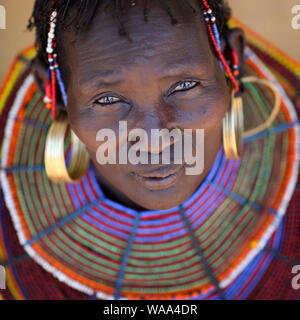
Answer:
[{"left": 63, "top": 1, "right": 214, "bottom": 84}]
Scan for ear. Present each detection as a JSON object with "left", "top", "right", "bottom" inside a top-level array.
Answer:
[
  {"left": 30, "top": 57, "right": 66, "bottom": 113},
  {"left": 221, "top": 27, "right": 246, "bottom": 76}
]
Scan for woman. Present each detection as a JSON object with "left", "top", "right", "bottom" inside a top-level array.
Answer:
[{"left": 0, "top": 0, "right": 299, "bottom": 300}]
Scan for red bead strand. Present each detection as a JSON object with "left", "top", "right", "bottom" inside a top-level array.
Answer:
[
  {"left": 206, "top": 23, "right": 240, "bottom": 93},
  {"left": 51, "top": 69, "right": 57, "bottom": 121},
  {"left": 199, "top": 0, "right": 240, "bottom": 93}
]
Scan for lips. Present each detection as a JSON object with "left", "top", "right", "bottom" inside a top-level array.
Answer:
[{"left": 131, "top": 163, "right": 186, "bottom": 190}]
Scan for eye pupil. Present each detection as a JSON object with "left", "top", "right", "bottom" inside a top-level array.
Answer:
[
  {"left": 182, "top": 82, "right": 191, "bottom": 88},
  {"left": 173, "top": 81, "right": 197, "bottom": 93},
  {"left": 99, "top": 96, "right": 119, "bottom": 104}
]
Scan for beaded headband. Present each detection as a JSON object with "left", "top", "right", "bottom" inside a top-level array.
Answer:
[{"left": 44, "top": 0, "right": 240, "bottom": 121}]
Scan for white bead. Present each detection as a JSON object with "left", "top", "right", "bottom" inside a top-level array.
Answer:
[
  {"left": 46, "top": 47, "right": 54, "bottom": 54},
  {"left": 51, "top": 11, "right": 57, "bottom": 18},
  {"left": 43, "top": 97, "right": 52, "bottom": 104}
]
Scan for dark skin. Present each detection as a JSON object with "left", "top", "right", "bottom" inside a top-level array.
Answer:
[{"left": 34, "top": 0, "right": 245, "bottom": 211}]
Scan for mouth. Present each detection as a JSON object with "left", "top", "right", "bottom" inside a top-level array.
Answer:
[{"left": 130, "top": 163, "right": 186, "bottom": 191}]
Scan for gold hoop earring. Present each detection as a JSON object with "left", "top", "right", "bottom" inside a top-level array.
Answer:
[
  {"left": 223, "top": 76, "right": 281, "bottom": 160},
  {"left": 241, "top": 76, "right": 281, "bottom": 139},
  {"left": 44, "top": 113, "right": 90, "bottom": 183},
  {"left": 223, "top": 91, "right": 244, "bottom": 160}
]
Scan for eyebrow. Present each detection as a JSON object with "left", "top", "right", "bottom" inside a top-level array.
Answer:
[
  {"left": 159, "top": 57, "right": 209, "bottom": 79},
  {"left": 79, "top": 69, "right": 124, "bottom": 92},
  {"left": 79, "top": 57, "right": 208, "bottom": 92}
]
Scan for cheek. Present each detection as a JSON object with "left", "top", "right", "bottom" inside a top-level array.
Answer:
[
  {"left": 66, "top": 87, "right": 121, "bottom": 153},
  {"left": 204, "top": 84, "right": 229, "bottom": 130},
  {"left": 177, "top": 83, "right": 230, "bottom": 133},
  {"left": 66, "top": 93, "right": 101, "bottom": 152}
]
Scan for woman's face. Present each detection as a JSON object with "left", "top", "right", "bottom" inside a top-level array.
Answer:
[{"left": 63, "top": 1, "right": 230, "bottom": 210}]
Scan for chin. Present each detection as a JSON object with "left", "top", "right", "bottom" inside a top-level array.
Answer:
[
  {"left": 129, "top": 189, "right": 195, "bottom": 211},
  {"left": 124, "top": 173, "right": 205, "bottom": 211}
]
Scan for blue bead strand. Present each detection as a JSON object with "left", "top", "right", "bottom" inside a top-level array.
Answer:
[{"left": 55, "top": 68, "right": 68, "bottom": 106}]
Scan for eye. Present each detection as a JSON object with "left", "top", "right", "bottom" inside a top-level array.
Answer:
[
  {"left": 96, "top": 96, "right": 121, "bottom": 105},
  {"left": 172, "top": 81, "right": 199, "bottom": 93}
]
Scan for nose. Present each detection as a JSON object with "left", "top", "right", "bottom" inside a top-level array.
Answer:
[
  {"left": 129, "top": 128, "right": 181, "bottom": 154},
  {"left": 127, "top": 110, "right": 180, "bottom": 154}
]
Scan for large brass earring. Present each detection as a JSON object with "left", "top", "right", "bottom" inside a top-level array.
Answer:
[
  {"left": 222, "top": 90, "right": 244, "bottom": 160},
  {"left": 222, "top": 76, "right": 281, "bottom": 160},
  {"left": 44, "top": 113, "right": 90, "bottom": 183}
]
